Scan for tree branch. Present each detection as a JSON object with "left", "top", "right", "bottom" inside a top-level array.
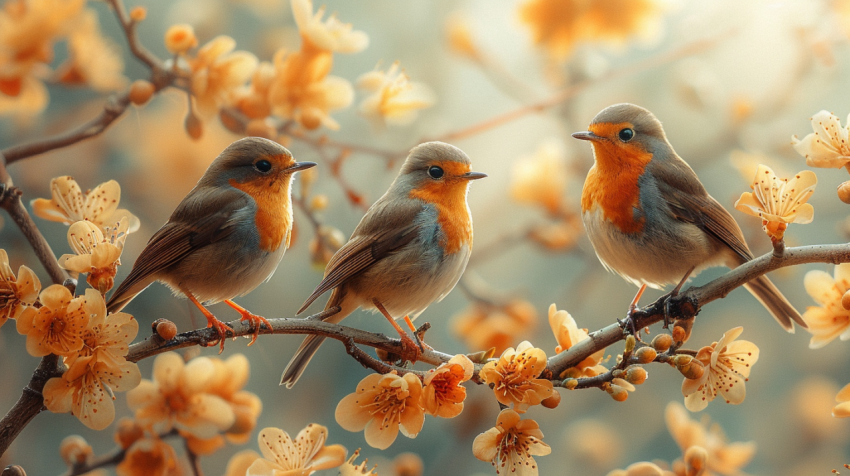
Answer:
[
  {"left": 0, "top": 355, "right": 63, "bottom": 458},
  {"left": 547, "top": 243, "right": 850, "bottom": 377}
]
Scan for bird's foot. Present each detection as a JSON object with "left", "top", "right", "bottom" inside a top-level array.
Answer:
[
  {"left": 203, "top": 316, "right": 234, "bottom": 354},
  {"left": 225, "top": 299, "right": 270, "bottom": 346},
  {"left": 618, "top": 304, "right": 641, "bottom": 341}
]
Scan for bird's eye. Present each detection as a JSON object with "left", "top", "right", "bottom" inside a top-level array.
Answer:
[
  {"left": 428, "top": 166, "right": 444, "bottom": 179},
  {"left": 254, "top": 160, "right": 272, "bottom": 173},
  {"left": 618, "top": 128, "right": 635, "bottom": 142}
]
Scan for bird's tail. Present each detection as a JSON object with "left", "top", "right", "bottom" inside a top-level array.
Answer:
[
  {"left": 280, "top": 292, "right": 352, "bottom": 388},
  {"left": 743, "top": 274, "right": 806, "bottom": 333},
  {"left": 106, "top": 275, "right": 155, "bottom": 314}
]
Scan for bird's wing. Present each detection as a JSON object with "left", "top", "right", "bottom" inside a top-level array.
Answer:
[
  {"left": 651, "top": 159, "right": 754, "bottom": 262},
  {"left": 108, "top": 189, "right": 250, "bottom": 307},
  {"left": 297, "top": 202, "right": 422, "bottom": 314}
]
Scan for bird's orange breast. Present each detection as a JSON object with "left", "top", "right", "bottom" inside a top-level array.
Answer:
[
  {"left": 409, "top": 163, "right": 473, "bottom": 255},
  {"left": 580, "top": 122, "right": 653, "bottom": 234},
  {"left": 229, "top": 178, "right": 292, "bottom": 252}
]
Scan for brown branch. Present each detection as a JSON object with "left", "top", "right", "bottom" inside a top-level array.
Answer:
[
  {"left": 547, "top": 243, "right": 850, "bottom": 377},
  {"left": 105, "top": 0, "right": 164, "bottom": 71},
  {"left": 0, "top": 355, "right": 63, "bottom": 458},
  {"left": 184, "top": 439, "right": 203, "bottom": 476}
]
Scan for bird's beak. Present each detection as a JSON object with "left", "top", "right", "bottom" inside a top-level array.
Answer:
[
  {"left": 286, "top": 161, "right": 317, "bottom": 172},
  {"left": 460, "top": 171, "right": 488, "bottom": 181},
  {"left": 571, "top": 131, "right": 602, "bottom": 142}
]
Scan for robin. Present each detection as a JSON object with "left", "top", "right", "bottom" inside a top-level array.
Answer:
[
  {"left": 573, "top": 103, "right": 806, "bottom": 332},
  {"left": 106, "top": 137, "right": 316, "bottom": 350},
  {"left": 280, "top": 141, "right": 486, "bottom": 387}
]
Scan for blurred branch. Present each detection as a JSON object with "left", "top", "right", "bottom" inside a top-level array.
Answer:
[
  {"left": 59, "top": 430, "right": 179, "bottom": 476},
  {"left": 184, "top": 440, "right": 203, "bottom": 476},
  {"left": 0, "top": 0, "right": 175, "bottom": 165},
  {"left": 429, "top": 33, "right": 729, "bottom": 144},
  {"left": 547, "top": 243, "right": 850, "bottom": 377}
]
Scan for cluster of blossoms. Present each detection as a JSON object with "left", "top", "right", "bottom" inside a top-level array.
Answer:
[
  {"left": 31, "top": 176, "right": 139, "bottom": 294},
  {"left": 518, "top": 0, "right": 666, "bottom": 63},
  {"left": 509, "top": 141, "right": 584, "bottom": 252},
  {"left": 160, "top": 0, "right": 433, "bottom": 140},
  {"left": 0, "top": 0, "right": 126, "bottom": 116},
  {"left": 607, "top": 402, "right": 755, "bottom": 476}
]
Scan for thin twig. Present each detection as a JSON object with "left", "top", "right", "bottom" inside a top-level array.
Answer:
[
  {"left": 0, "top": 355, "right": 62, "bottom": 458},
  {"left": 184, "top": 439, "right": 203, "bottom": 476}
]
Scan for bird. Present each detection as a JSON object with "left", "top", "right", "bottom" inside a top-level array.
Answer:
[
  {"left": 572, "top": 103, "right": 805, "bottom": 332},
  {"left": 280, "top": 141, "right": 486, "bottom": 388},
  {"left": 106, "top": 136, "right": 316, "bottom": 350}
]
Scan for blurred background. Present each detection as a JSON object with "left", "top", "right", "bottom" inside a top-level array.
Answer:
[{"left": 2, "top": 0, "right": 850, "bottom": 474}]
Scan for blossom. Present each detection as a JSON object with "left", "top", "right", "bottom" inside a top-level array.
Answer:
[
  {"left": 511, "top": 140, "right": 569, "bottom": 216},
  {"left": 733, "top": 164, "right": 816, "bottom": 239},
  {"left": 480, "top": 341, "right": 553, "bottom": 413},
  {"left": 445, "top": 14, "right": 480, "bottom": 60},
  {"left": 473, "top": 409, "right": 551, "bottom": 476},
  {"left": 665, "top": 402, "right": 756, "bottom": 475},
  {"left": 0, "top": 0, "right": 85, "bottom": 115},
  {"left": 792, "top": 110, "right": 850, "bottom": 168},
  {"left": 802, "top": 263, "right": 850, "bottom": 348},
  {"left": 126, "top": 352, "right": 236, "bottom": 439},
  {"left": 59, "top": 219, "right": 128, "bottom": 294},
  {"left": 421, "top": 354, "right": 474, "bottom": 418},
  {"left": 335, "top": 371, "right": 425, "bottom": 450},
  {"left": 183, "top": 354, "right": 263, "bottom": 455},
  {"left": 291, "top": 0, "right": 368, "bottom": 53},
  {"left": 0, "top": 249, "right": 40, "bottom": 328},
  {"left": 357, "top": 62, "right": 435, "bottom": 128},
  {"left": 547, "top": 304, "right": 606, "bottom": 378},
  {"left": 42, "top": 289, "right": 141, "bottom": 430},
  {"left": 451, "top": 300, "right": 537, "bottom": 355},
  {"left": 682, "top": 327, "right": 759, "bottom": 412},
  {"left": 834, "top": 383, "right": 850, "bottom": 418},
  {"left": 31, "top": 176, "right": 140, "bottom": 233},
  {"left": 164, "top": 24, "right": 198, "bottom": 55},
  {"left": 519, "top": 0, "right": 665, "bottom": 62},
  {"left": 16, "top": 284, "right": 89, "bottom": 357},
  {"left": 235, "top": 61, "right": 276, "bottom": 119},
  {"left": 247, "top": 423, "right": 346, "bottom": 476},
  {"left": 56, "top": 9, "right": 126, "bottom": 92},
  {"left": 189, "top": 36, "right": 258, "bottom": 117},
  {"left": 116, "top": 437, "right": 180, "bottom": 476},
  {"left": 605, "top": 462, "right": 674, "bottom": 476}
]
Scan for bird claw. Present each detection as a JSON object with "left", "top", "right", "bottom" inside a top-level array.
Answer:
[
  {"left": 240, "top": 312, "right": 271, "bottom": 346},
  {"left": 399, "top": 333, "right": 422, "bottom": 364},
  {"left": 203, "top": 317, "right": 234, "bottom": 354},
  {"left": 618, "top": 305, "right": 642, "bottom": 341}
]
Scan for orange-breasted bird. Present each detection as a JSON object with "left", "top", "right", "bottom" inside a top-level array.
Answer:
[
  {"left": 107, "top": 137, "right": 316, "bottom": 349},
  {"left": 573, "top": 103, "right": 806, "bottom": 331},
  {"left": 280, "top": 141, "right": 486, "bottom": 387}
]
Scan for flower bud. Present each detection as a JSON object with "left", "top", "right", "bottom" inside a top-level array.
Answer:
[
  {"left": 608, "top": 384, "right": 629, "bottom": 402},
  {"left": 842, "top": 290, "right": 850, "bottom": 311},
  {"left": 678, "top": 359, "right": 705, "bottom": 380},
  {"left": 309, "top": 194, "right": 329, "bottom": 211},
  {"left": 114, "top": 417, "right": 144, "bottom": 449},
  {"left": 635, "top": 346, "right": 657, "bottom": 364},
  {"left": 130, "top": 6, "right": 147, "bottom": 22},
  {"left": 129, "top": 80, "right": 155, "bottom": 106},
  {"left": 245, "top": 119, "right": 277, "bottom": 140},
  {"left": 684, "top": 445, "right": 708, "bottom": 476},
  {"left": 2, "top": 466, "right": 26, "bottom": 476},
  {"left": 559, "top": 367, "right": 582, "bottom": 379},
  {"left": 164, "top": 24, "right": 198, "bottom": 55},
  {"left": 185, "top": 111, "right": 203, "bottom": 140},
  {"left": 839, "top": 180, "right": 850, "bottom": 204},
  {"left": 59, "top": 435, "right": 92, "bottom": 466},
  {"left": 672, "top": 354, "right": 693, "bottom": 367},
  {"left": 624, "top": 335, "right": 636, "bottom": 354},
  {"left": 562, "top": 378, "right": 578, "bottom": 390},
  {"left": 625, "top": 366, "right": 647, "bottom": 385},
  {"left": 651, "top": 333, "right": 673, "bottom": 352},
  {"left": 393, "top": 452, "right": 424, "bottom": 476},
  {"left": 541, "top": 391, "right": 561, "bottom": 409},
  {"left": 219, "top": 109, "right": 246, "bottom": 134},
  {"left": 154, "top": 319, "right": 178, "bottom": 340},
  {"left": 298, "top": 108, "right": 322, "bottom": 130}
]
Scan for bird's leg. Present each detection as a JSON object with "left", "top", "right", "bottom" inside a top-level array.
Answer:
[
  {"left": 224, "top": 299, "right": 271, "bottom": 346},
  {"left": 402, "top": 315, "right": 428, "bottom": 352},
  {"left": 663, "top": 266, "right": 695, "bottom": 328},
  {"left": 372, "top": 299, "right": 421, "bottom": 363},
  {"left": 185, "top": 292, "right": 233, "bottom": 354},
  {"left": 618, "top": 284, "right": 647, "bottom": 339}
]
